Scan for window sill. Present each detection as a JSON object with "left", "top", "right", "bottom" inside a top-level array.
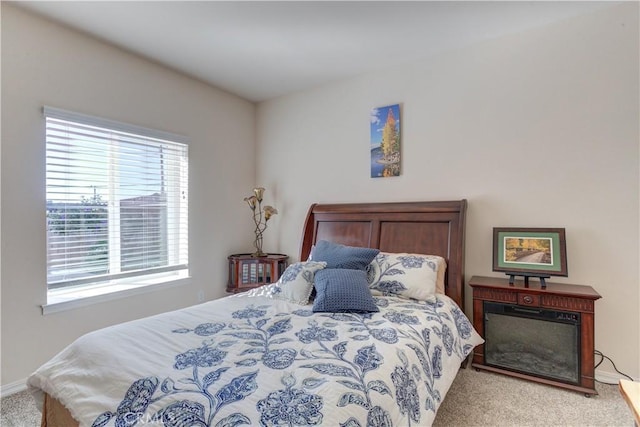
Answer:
[{"left": 42, "top": 272, "right": 190, "bottom": 315}]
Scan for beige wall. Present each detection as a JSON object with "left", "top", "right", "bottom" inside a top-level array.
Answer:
[
  {"left": 257, "top": 3, "right": 640, "bottom": 379},
  {"left": 2, "top": 1, "right": 638, "bottom": 388},
  {"left": 1, "top": 4, "right": 256, "bottom": 386}
]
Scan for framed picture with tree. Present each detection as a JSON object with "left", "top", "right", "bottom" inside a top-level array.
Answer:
[
  {"left": 492, "top": 227, "right": 568, "bottom": 286},
  {"left": 370, "top": 103, "right": 401, "bottom": 178}
]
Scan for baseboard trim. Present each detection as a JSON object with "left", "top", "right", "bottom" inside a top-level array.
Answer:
[
  {"left": 1, "top": 378, "right": 28, "bottom": 397},
  {"left": 596, "top": 369, "right": 636, "bottom": 384}
]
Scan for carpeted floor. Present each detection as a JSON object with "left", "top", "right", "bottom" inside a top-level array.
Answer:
[
  {"left": 1, "top": 368, "right": 634, "bottom": 426},
  {"left": 0, "top": 389, "right": 40, "bottom": 427},
  {"left": 434, "top": 369, "right": 633, "bottom": 426}
]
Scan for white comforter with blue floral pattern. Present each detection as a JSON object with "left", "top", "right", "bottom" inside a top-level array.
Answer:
[{"left": 28, "top": 292, "right": 483, "bottom": 427}]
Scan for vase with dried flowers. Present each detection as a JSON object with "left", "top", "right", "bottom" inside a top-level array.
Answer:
[{"left": 244, "top": 187, "right": 278, "bottom": 257}]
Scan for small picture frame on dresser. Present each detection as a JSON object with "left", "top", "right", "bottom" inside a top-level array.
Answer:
[{"left": 492, "top": 227, "right": 568, "bottom": 278}]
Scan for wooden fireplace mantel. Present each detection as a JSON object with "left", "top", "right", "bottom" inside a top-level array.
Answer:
[{"left": 469, "top": 275, "right": 601, "bottom": 396}]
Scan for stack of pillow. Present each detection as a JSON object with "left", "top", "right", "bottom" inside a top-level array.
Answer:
[
  {"left": 308, "top": 240, "right": 381, "bottom": 313},
  {"left": 257, "top": 240, "right": 446, "bottom": 313}
]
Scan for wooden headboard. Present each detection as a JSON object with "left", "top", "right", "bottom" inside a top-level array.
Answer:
[{"left": 299, "top": 200, "right": 467, "bottom": 308}]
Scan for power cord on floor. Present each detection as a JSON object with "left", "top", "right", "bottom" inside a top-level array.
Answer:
[{"left": 594, "top": 349, "right": 634, "bottom": 384}]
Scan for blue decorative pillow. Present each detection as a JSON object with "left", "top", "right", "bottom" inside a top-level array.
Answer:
[
  {"left": 311, "top": 240, "right": 380, "bottom": 271},
  {"left": 312, "top": 268, "right": 379, "bottom": 313}
]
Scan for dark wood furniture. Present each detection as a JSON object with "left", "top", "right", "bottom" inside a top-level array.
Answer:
[
  {"left": 469, "top": 275, "right": 601, "bottom": 395},
  {"left": 227, "top": 253, "right": 288, "bottom": 293},
  {"left": 299, "top": 200, "right": 467, "bottom": 308}
]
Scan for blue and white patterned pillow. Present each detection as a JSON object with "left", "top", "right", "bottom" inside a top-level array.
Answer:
[
  {"left": 312, "top": 268, "right": 379, "bottom": 313},
  {"left": 310, "top": 240, "right": 380, "bottom": 271},
  {"left": 367, "top": 252, "right": 444, "bottom": 302},
  {"left": 271, "top": 261, "right": 327, "bottom": 304}
]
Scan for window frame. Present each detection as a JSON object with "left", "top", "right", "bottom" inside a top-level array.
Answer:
[{"left": 43, "top": 106, "right": 189, "bottom": 309}]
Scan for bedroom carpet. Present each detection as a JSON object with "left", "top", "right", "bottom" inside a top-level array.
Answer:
[{"left": 1, "top": 368, "right": 633, "bottom": 426}]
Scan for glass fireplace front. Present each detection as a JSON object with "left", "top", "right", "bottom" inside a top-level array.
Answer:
[{"left": 483, "top": 301, "right": 580, "bottom": 385}]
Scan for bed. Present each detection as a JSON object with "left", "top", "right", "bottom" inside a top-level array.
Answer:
[{"left": 28, "top": 200, "right": 483, "bottom": 427}]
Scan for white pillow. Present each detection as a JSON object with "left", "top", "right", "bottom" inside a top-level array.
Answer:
[
  {"left": 436, "top": 259, "right": 446, "bottom": 294},
  {"left": 271, "top": 261, "right": 327, "bottom": 304},
  {"left": 366, "top": 252, "right": 446, "bottom": 301}
]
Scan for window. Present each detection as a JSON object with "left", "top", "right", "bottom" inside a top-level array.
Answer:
[{"left": 45, "top": 107, "right": 188, "bottom": 299}]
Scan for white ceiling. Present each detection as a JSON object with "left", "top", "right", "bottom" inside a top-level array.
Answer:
[{"left": 16, "top": 1, "right": 615, "bottom": 102}]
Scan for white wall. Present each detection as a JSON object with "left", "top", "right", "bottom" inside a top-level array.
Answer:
[
  {"left": 257, "top": 3, "right": 640, "bottom": 379},
  {"left": 1, "top": 4, "right": 257, "bottom": 386}
]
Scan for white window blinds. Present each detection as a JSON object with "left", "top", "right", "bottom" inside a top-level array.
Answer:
[{"left": 45, "top": 107, "right": 189, "bottom": 289}]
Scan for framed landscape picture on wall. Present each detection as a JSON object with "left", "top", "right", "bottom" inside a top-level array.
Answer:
[{"left": 370, "top": 104, "right": 401, "bottom": 178}]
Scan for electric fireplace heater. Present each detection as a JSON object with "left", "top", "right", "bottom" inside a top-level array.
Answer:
[{"left": 483, "top": 301, "right": 580, "bottom": 385}]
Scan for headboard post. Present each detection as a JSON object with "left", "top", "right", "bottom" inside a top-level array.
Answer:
[
  {"left": 299, "top": 203, "right": 318, "bottom": 262},
  {"left": 298, "top": 200, "right": 467, "bottom": 308}
]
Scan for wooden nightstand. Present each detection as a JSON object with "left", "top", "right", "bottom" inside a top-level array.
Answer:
[
  {"left": 469, "top": 275, "right": 601, "bottom": 395},
  {"left": 227, "top": 253, "right": 288, "bottom": 293}
]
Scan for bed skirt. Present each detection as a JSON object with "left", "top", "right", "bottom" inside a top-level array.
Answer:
[{"left": 41, "top": 393, "right": 79, "bottom": 427}]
